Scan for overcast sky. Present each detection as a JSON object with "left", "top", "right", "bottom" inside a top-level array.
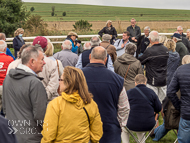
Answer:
[{"left": 22, "top": 0, "right": 190, "bottom": 10}]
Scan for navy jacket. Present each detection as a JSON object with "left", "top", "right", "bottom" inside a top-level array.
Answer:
[
  {"left": 167, "top": 64, "right": 190, "bottom": 120},
  {"left": 13, "top": 36, "right": 25, "bottom": 58},
  {"left": 82, "top": 63, "right": 124, "bottom": 143},
  {"left": 0, "top": 115, "right": 18, "bottom": 143},
  {"left": 167, "top": 51, "right": 180, "bottom": 86},
  {"left": 127, "top": 84, "right": 162, "bottom": 131}
]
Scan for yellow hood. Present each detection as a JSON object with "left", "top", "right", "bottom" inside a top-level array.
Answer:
[{"left": 61, "top": 91, "right": 84, "bottom": 109}]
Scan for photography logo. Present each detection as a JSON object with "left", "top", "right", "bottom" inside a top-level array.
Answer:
[{"left": 8, "top": 127, "right": 18, "bottom": 134}]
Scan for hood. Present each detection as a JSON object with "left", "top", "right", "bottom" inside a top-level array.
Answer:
[
  {"left": 62, "top": 91, "right": 84, "bottom": 109},
  {"left": 117, "top": 53, "right": 137, "bottom": 64},
  {"left": 9, "top": 68, "right": 36, "bottom": 80},
  {"left": 168, "top": 51, "right": 180, "bottom": 62}
]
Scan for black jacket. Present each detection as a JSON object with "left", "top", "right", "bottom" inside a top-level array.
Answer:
[
  {"left": 182, "top": 37, "right": 190, "bottom": 52},
  {"left": 98, "top": 25, "right": 117, "bottom": 44},
  {"left": 127, "top": 25, "right": 141, "bottom": 43},
  {"left": 136, "top": 35, "right": 150, "bottom": 58},
  {"left": 139, "top": 43, "right": 169, "bottom": 86}
]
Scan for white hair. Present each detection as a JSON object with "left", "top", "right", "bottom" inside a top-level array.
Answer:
[
  {"left": 0, "top": 40, "right": 7, "bottom": 51},
  {"left": 173, "top": 37, "right": 182, "bottom": 42},
  {"left": 149, "top": 31, "right": 159, "bottom": 42},
  {"left": 83, "top": 43, "right": 91, "bottom": 50},
  {"left": 144, "top": 26, "right": 151, "bottom": 32},
  {"left": 187, "top": 29, "right": 190, "bottom": 32},
  {"left": 62, "top": 40, "right": 72, "bottom": 50},
  {"left": 177, "top": 26, "right": 183, "bottom": 30}
]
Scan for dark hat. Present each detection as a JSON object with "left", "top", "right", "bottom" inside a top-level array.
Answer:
[
  {"left": 102, "top": 34, "right": 111, "bottom": 40},
  {"left": 171, "top": 33, "right": 181, "bottom": 39},
  {"left": 33, "top": 36, "right": 48, "bottom": 49}
]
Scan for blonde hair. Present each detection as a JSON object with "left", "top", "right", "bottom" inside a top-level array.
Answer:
[
  {"left": 164, "top": 39, "right": 176, "bottom": 52},
  {"left": 106, "top": 20, "right": 112, "bottom": 27},
  {"left": 14, "top": 28, "right": 24, "bottom": 36},
  {"left": 45, "top": 42, "right": 54, "bottom": 57},
  {"left": 62, "top": 66, "right": 92, "bottom": 104},
  {"left": 135, "top": 74, "right": 147, "bottom": 84},
  {"left": 182, "top": 55, "right": 190, "bottom": 65},
  {"left": 159, "top": 35, "right": 167, "bottom": 44}
]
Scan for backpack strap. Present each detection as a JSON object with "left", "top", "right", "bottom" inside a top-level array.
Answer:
[
  {"left": 124, "top": 65, "right": 130, "bottom": 79},
  {"left": 83, "top": 107, "right": 90, "bottom": 127},
  {"left": 135, "top": 87, "right": 153, "bottom": 106},
  {"left": 105, "top": 44, "right": 111, "bottom": 49}
]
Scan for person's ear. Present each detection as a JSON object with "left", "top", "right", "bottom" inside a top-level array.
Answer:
[
  {"left": 104, "top": 57, "right": 107, "bottom": 64},
  {"left": 3, "top": 47, "right": 7, "bottom": 53},
  {"left": 89, "top": 54, "right": 91, "bottom": 60}
]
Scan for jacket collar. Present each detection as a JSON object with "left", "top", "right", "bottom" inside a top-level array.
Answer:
[{"left": 86, "top": 63, "right": 106, "bottom": 68}]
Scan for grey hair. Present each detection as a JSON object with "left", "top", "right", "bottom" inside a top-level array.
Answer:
[
  {"left": 177, "top": 26, "right": 183, "bottom": 30},
  {"left": 0, "top": 40, "right": 7, "bottom": 51},
  {"left": 0, "top": 33, "right": 6, "bottom": 40},
  {"left": 187, "top": 29, "right": 190, "bottom": 32},
  {"left": 144, "top": 26, "right": 151, "bottom": 32},
  {"left": 83, "top": 42, "right": 91, "bottom": 50},
  {"left": 102, "top": 38, "right": 110, "bottom": 42},
  {"left": 149, "top": 31, "right": 159, "bottom": 42},
  {"left": 182, "top": 55, "right": 190, "bottom": 65},
  {"left": 173, "top": 37, "right": 182, "bottom": 42},
  {"left": 91, "top": 46, "right": 107, "bottom": 61},
  {"left": 159, "top": 35, "right": 167, "bottom": 44},
  {"left": 90, "top": 36, "right": 100, "bottom": 47},
  {"left": 125, "top": 43, "right": 137, "bottom": 55},
  {"left": 21, "top": 45, "right": 43, "bottom": 65},
  {"left": 62, "top": 40, "right": 72, "bottom": 50}
]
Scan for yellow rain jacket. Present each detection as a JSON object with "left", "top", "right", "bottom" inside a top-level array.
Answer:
[{"left": 41, "top": 91, "right": 103, "bottom": 143}]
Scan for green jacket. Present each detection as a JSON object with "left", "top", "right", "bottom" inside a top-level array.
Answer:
[{"left": 176, "top": 41, "right": 189, "bottom": 64}]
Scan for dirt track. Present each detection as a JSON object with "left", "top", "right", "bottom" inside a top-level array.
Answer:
[{"left": 46, "top": 21, "right": 190, "bottom": 31}]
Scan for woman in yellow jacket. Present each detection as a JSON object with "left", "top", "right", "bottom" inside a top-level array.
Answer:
[{"left": 41, "top": 66, "right": 103, "bottom": 143}]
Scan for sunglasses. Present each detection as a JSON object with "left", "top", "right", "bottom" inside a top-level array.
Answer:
[{"left": 59, "top": 78, "right": 63, "bottom": 81}]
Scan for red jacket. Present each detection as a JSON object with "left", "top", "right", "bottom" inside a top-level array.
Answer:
[{"left": 0, "top": 53, "right": 14, "bottom": 85}]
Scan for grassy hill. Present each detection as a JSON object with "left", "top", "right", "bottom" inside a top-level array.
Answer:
[{"left": 23, "top": 2, "right": 190, "bottom": 21}]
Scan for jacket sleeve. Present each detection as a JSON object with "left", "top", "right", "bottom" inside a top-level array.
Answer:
[
  {"left": 90, "top": 102, "right": 103, "bottom": 143},
  {"left": 138, "top": 49, "right": 151, "bottom": 65},
  {"left": 153, "top": 92, "right": 162, "bottom": 113},
  {"left": 13, "top": 37, "right": 20, "bottom": 51},
  {"left": 107, "top": 55, "right": 114, "bottom": 72},
  {"left": 71, "top": 41, "right": 78, "bottom": 53},
  {"left": 46, "top": 63, "right": 59, "bottom": 100},
  {"left": 167, "top": 70, "right": 181, "bottom": 111},
  {"left": 98, "top": 27, "right": 105, "bottom": 37},
  {"left": 137, "top": 61, "right": 143, "bottom": 74},
  {"left": 136, "top": 27, "right": 141, "bottom": 40},
  {"left": 112, "top": 27, "right": 117, "bottom": 39},
  {"left": 41, "top": 101, "right": 59, "bottom": 143},
  {"left": 75, "top": 54, "right": 83, "bottom": 69},
  {"left": 30, "top": 79, "right": 47, "bottom": 125}
]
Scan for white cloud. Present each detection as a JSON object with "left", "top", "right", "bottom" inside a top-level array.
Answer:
[{"left": 22, "top": 0, "right": 190, "bottom": 10}]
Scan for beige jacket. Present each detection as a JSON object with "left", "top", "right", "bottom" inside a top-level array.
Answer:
[{"left": 38, "top": 56, "right": 59, "bottom": 101}]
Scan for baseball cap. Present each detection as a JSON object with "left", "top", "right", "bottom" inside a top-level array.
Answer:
[{"left": 33, "top": 36, "right": 48, "bottom": 49}]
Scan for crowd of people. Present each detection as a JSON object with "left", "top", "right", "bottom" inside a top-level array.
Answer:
[{"left": 0, "top": 18, "right": 190, "bottom": 143}]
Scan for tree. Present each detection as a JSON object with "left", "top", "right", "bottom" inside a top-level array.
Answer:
[
  {"left": 23, "top": 15, "right": 48, "bottom": 36},
  {"left": 0, "top": 0, "right": 30, "bottom": 37},
  {"left": 30, "top": 7, "right": 35, "bottom": 12},
  {"left": 73, "top": 20, "right": 92, "bottom": 31},
  {"left": 62, "top": 12, "right": 66, "bottom": 16}
]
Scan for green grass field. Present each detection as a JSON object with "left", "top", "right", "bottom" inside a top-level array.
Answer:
[{"left": 24, "top": 2, "right": 190, "bottom": 21}]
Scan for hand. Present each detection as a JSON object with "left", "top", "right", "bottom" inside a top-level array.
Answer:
[
  {"left": 134, "top": 39, "right": 137, "bottom": 42},
  {"left": 76, "top": 43, "right": 80, "bottom": 47},
  {"left": 110, "top": 35, "right": 112, "bottom": 37},
  {"left": 131, "top": 37, "right": 135, "bottom": 40}
]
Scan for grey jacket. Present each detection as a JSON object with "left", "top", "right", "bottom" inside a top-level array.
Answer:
[
  {"left": 3, "top": 68, "right": 47, "bottom": 143},
  {"left": 53, "top": 49, "right": 78, "bottom": 67}
]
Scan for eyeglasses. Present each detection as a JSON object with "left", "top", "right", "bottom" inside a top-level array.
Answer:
[{"left": 59, "top": 78, "right": 63, "bottom": 81}]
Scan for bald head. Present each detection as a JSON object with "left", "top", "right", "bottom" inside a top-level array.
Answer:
[
  {"left": 0, "top": 40, "right": 7, "bottom": 52},
  {"left": 91, "top": 46, "right": 107, "bottom": 61},
  {"left": 0, "top": 33, "right": 6, "bottom": 41}
]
